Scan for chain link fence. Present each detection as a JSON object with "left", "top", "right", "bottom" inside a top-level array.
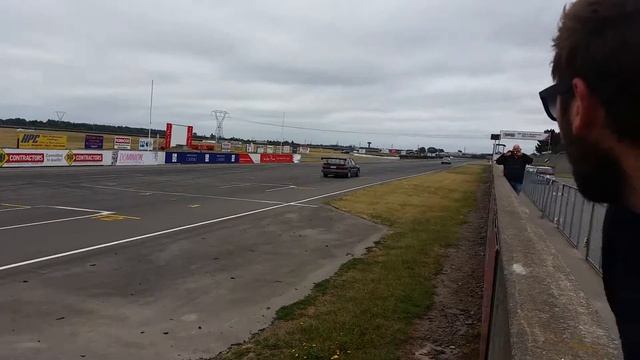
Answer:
[{"left": 522, "top": 171, "right": 606, "bottom": 273}]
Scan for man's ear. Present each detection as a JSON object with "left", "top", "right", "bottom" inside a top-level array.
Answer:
[{"left": 571, "top": 78, "right": 605, "bottom": 137}]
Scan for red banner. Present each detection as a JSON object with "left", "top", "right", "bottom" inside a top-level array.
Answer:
[
  {"left": 239, "top": 153, "right": 254, "bottom": 164},
  {"left": 165, "top": 123, "right": 173, "bottom": 149},
  {"left": 186, "top": 126, "right": 193, "bottom": 147},
  {"left": 8, "top": 153, "right": 45, "bottom": 163},
  {"left": 260, "top": 154, "right": 293, "bottom": 163},
  {"left": 74, "top": 153, "right": 103, "bottom": 162}
]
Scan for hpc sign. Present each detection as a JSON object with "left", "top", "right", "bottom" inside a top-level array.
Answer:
[{"left": 18, "top": 134, "right": 67, "bottom": 149}]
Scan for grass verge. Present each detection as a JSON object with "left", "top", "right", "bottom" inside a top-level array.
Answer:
[{"left": 216, "top": 164, "right": 488, "bottom": 360}]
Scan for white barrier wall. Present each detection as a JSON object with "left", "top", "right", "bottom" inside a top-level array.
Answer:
[
  {"left": 0, "top": 149, "right": 113, "bottom": 167},
  {"left": 115, "top": 151, "right": 165, "bottom": 166}
]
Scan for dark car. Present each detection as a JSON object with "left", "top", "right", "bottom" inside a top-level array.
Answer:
[{"left": 322, "top": 157, "right": 360, "bottom": 178}]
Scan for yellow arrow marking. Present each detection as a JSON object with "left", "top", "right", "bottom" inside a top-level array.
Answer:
[{"left": 94, "top": 214, "right": 141, "bottom": 221}]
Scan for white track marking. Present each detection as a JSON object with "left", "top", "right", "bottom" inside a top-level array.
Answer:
[
  {"left": 0, "top": 208, "right": 280, "bottom": 271},
  {"left": 220, "top": 182, "right": 294, "bottom": 188},
  {"left": 0, "top": 211, "right": 113, "bottom": 231},
  {"left": 219, "top": 183, "right": 252, "bottom": 188},
  {"left": 0, "top": 207, "right": 31, "bottom": 212},
  {"left": 265, "top": 185, "right": 296, "bottom": 192},
  {"left": 0, "top": 165, "right": 457, "bottom": 271},
  {"left": 79, "top": 184, "right": 315, "bottom": 207}
]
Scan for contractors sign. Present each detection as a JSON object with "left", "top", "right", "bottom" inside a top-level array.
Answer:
[
  {"left": 0, "top": 149, "right": 112, "bottom": 167},
  {"left": 65, "top": 150, "right": 105, "bottom": 165},
  {"left": 18, "top": 134, "right": 67, "bottom": 149},
  {"left": 500, "top": 130, "right": 549, "bottom": 141},
  {"left": 113, "top": 136, "right": 132, "bottom": 150}
]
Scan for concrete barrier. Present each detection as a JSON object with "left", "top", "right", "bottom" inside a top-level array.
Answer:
[{"left": 482, "top": 166, "right": 621, "bottom": 359}]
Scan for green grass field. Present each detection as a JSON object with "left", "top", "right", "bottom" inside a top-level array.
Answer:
[{"left": 216, "top": 164, "right": 488, "bottom": 360}]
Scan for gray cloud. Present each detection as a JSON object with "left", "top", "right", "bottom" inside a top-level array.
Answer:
[{"left": 0, "top": 0, "right": 568, "bottom": 152}]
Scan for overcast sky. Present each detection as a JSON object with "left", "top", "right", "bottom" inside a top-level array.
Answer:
[{"left": 0, "top": 0, "right": 568, "bottom": 152}]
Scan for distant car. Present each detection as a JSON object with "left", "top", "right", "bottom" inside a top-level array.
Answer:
[
  {"left": 441, "top": 157, "right": 452, "bottom": 165},
  {"left": 322, "top": 157, "right": 360, "bottom": 178},
  {"left": 535, "top": 166, "right": 555, "bottom": 175}
]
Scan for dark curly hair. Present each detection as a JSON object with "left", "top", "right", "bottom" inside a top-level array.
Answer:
[{"left": 552, "top": 0, "right": 640, "bottom": 141}]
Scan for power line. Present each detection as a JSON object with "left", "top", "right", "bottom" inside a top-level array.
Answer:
[{"left": 231, "top": 116, "right": 487, "bottom": 140}]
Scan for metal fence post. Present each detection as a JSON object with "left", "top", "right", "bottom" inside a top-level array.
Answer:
[
  {"left": 554, "top": 182, "right": 563, "bottom": 225},
  {"left": 562, "top": 185, "right": 571, "bottom": 235},
  {"left": 575, "top": 196, "right": 585, "bottom": 248},
  {"left": 568, "top": 189, "right": 578, "bottom": 241},
  {"left": 584, "top": 202, "right": 596, "bottom": 260}
]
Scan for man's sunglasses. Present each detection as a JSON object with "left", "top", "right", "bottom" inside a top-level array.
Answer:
[{"left": 539, "top": 81, "right": 573, "bottom": 122}]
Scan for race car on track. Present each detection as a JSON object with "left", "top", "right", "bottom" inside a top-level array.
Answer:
[
  {"left": 321, "top": 157, "right": 360, "bottom": 178},
  {"left": 441, "top": 157, "right": 452, "bottom": 165}
]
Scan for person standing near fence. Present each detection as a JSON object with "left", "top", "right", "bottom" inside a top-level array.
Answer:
[
  {"left": 540, "top": 0, "right": 640, "bottom": 357},
  {"left": 495, "top": 144, "right": 533, "bottom": 194}
]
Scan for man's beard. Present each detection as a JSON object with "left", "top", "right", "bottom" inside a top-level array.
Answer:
[{"left": 559, "top": 119, "right": 626, "bottom": 204}]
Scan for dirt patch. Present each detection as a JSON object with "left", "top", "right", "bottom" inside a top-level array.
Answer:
[{"left": 403, "top": 179, "right": 489, "bottom": 360}]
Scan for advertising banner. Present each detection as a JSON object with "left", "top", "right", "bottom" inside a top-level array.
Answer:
[
  {"left": 165, "top": 123, "right": 173, "bottom": 148},
  {"left": 206, "top": 153, "right": 238, "bottom": 164},
  {"left": 256, "top": 145, "right": 265, "bottom": 154},
  {"left": 0, "top": 149, "right": 112, "bottom": 167},
  {"left": 221, "top": 142, "right": 232, "bottom": 152},
  {"left": 282, "top": 145, "right": 291, "bottom": 153},
  {"left": 239, "top": 153, "right": 254, "bottom": 164},
  {"left": 115, "top": 151, "right": 163, "bottom": 166},
  {"left": 18, "top": 134, "right": 67, "bottom": 149},
  {"left": 186, "top": 126, "right": 194, "bottom": 147},
  {"left": 500, "top": 130, "right": 549, "bottom": 141},
  {"left": 139, "top": 138, "right": 153, "bottom": 151},
  {"left": 64, "top": 150, "right": 113, "bottom": 166},
  {"left": 84, "top": 135, "right": 104, "bottom": 149},
  {"left": 267, "top": 145, "right": 275, "bottom": 154},
  {"left": 260, "top": 154, "right": 293, "bottom": 163},
  {"left": 246, "top": 143, "right": 255, "bottom": 153},
  {"left": 164, "top": 152, "right": 239, "bottom": 164},
  {"left": 114, "top": 136, "right": 132, "bottom": 150}
]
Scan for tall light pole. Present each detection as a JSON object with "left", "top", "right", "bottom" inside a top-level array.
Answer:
[
  {"left": 148, "top": 80, "right": 154, "bottom": 150},
  {"left": 280, "top": 112, "right": 285, "bottom": 153}
]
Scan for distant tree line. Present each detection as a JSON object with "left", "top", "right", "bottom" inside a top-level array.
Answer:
[
  {"left": 0, "top": 118, "right": 167, "bottom": 138},
  {"left": 0, "top": 118, "right": 316, "bottom": 147}
]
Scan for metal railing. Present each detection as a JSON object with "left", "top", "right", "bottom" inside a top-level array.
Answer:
[{"left": 522, "top": 171, "right": 606, "bottom": 273}]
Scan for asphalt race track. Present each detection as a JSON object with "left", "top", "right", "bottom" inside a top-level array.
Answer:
[{"left": 0, "top": 158, "right": 465, "bottom": 360}]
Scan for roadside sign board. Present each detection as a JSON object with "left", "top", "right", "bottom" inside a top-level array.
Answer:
[
  {"left": 114, "top": 136, "right": 132, "bottom": 150},
  {"left": 18, "top": 134, "right": 67, "bottom": 149},
  {"left": 139, "top": 138, "right": 153, "bottom": 151},
  {"left": 500, "top": 130, "right": 549, "bottom": 141},
  {"left": 85, "top": 135, "right": 104, "bottom": 149}
]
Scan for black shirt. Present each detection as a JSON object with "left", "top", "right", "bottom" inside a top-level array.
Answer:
[
  {"left": 603, "top": 205, "right": 640, "bottom": 358},
  {"left": 495, "top": 153, "right": 533, "bottom": 183}
]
